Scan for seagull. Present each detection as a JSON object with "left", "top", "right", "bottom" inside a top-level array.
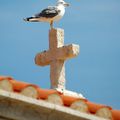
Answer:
[{"left": 23, "top": 0, "right": 69, "bottom": 29}]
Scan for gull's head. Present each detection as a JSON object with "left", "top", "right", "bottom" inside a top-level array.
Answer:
[{"left": 57, "top": 0, "right": 70, "bottom": 7}]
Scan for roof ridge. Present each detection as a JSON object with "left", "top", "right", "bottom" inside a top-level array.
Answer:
[{"left": 0, "top": 76, "right": 120, "bottom": 120}]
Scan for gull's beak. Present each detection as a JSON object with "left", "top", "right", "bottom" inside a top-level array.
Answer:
[{"left": 64, "top": 2, "right": 70, "bottom": 7}]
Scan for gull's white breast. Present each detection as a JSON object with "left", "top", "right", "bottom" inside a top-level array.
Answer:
[{"left": 53, "top": 5, "right": 65, "bottom": 22}]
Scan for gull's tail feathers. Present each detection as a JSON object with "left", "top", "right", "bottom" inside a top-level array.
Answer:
[{"left": 23, "top": 17, "right": 39, "bottom": 22}]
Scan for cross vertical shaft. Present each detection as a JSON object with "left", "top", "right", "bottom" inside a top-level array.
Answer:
[
  {"left": 35, "top": 28, "right": 79, "bottom": 91},
  {"left": 49, "top": 29, "right": 65, "bottom": 90}
]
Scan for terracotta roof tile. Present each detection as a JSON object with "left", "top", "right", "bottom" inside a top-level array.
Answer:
[{"left": 0, "top": 76, "right": 120, "bottom": 120}]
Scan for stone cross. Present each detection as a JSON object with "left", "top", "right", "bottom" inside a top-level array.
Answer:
[{"left": 35, "top": 28, "right": 79, "bottom": 91}]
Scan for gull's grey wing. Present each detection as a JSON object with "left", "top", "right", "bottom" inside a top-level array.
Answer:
[{"left": 35, "top": 6, "right": 60, "bottom": 18}]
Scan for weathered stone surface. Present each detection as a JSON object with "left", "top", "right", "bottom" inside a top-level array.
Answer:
[
  {"left": 0, "top": 90, "right": 107, "bottom": 120},
  {"left": 0, "top": 116, "right": 14, "bottom": 120},
  {"left": 49, "top": 28, "right": 64, "bottom": 49},
  {"left": 46, "top": 93, "right": 63, "bottom": 105},
  {"left": 20, "top": 86, "right": 38, "bottom": 98},
  {"left": 50, "top": 60, "right": 65, "bottom": 89},
  {"left": 0, "top": 80, "right": 13, "bottom": 92},
  {"left": 35, "top": 44, "right": 79, "bottom": 66},
  {"left": 96, "top": 107, "right": 113, "bottom": 120},
  {"left": 35, "top": 28, "right": 80, "bottom": 91},
  {"left": 70, "top": 100, "right": 89, "bottom": 113}
]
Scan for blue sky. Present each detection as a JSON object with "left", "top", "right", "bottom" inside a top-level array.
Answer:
[{"left": 0, "top": 0, "right": 120, "bottom": 109}]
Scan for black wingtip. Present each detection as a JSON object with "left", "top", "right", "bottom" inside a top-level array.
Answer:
[
  {"left": 23, "top": 17, "right": 33, "bottom": 22},
  {"left": 23, "top": 18, "right": 29, "bottom": 22},
  {"left": 23, "top": 17, "right": 39, "bottom": 22}
]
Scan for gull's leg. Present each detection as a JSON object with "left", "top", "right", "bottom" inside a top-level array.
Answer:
[{"left": 50, "top": 21, "right": 53, "bottom": 29}]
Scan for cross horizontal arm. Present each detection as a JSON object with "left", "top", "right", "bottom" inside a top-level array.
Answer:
[
  {"left": 35, "top": 50, "right": 51, "bottom": 66},
  {"left": 35, "top": 44, "right": 79, "bottom": 66},
  {"left": 56, "top": 44, "right": 79, "bottom": 60}
]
